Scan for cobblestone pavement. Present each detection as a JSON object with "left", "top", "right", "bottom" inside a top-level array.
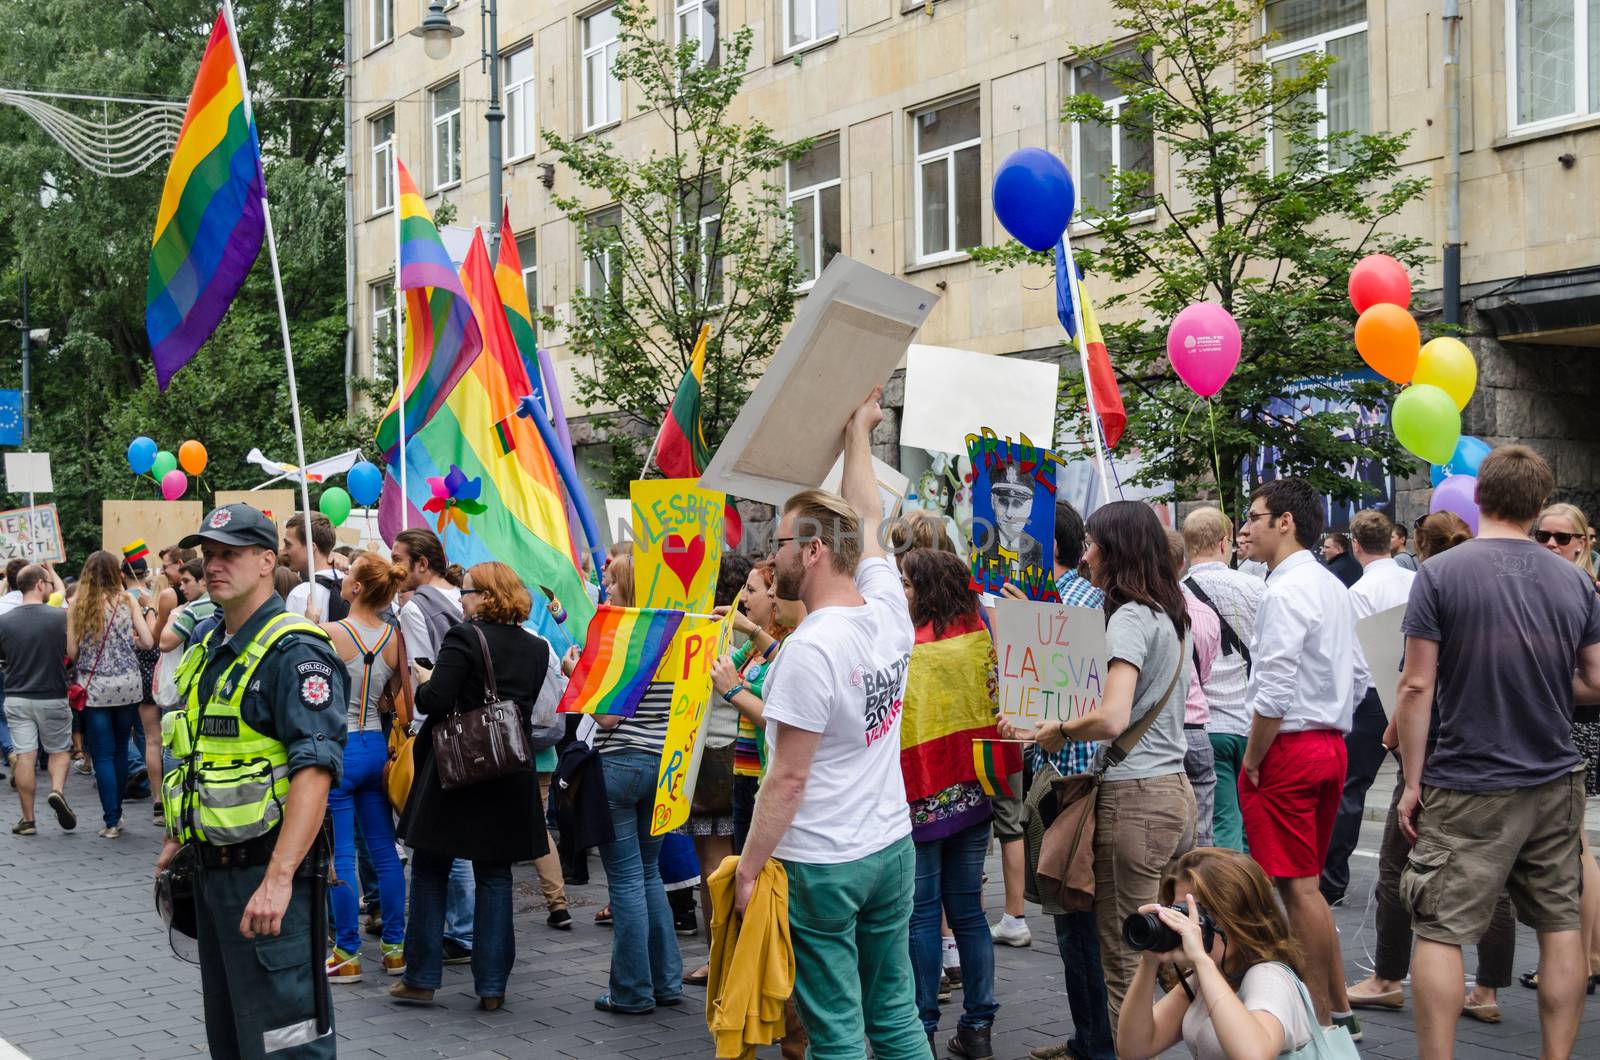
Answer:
[{"left": 2, "top": 767, "right": 1598, "bottom": 1058}]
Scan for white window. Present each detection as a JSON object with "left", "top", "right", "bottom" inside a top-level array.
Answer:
[
  {"left": 503, "top": 45, "right": 536, "bottom": 160},
  {"left": 370, "top": 0, "right": 394, "bottom": 48},
  {"left": 1068, "top": 56, "right": 1154, "bottom": 220},
  {"left": 430, "top": 80, "right": 461, "bottom": 190},
  {"left": 519, "top": 233, "right": 539, "bottom": 331},
  {"left": 370, "top": 111, "right": 395, "bottom": 214},
  {"left": 677, "top": 0, "right": 719, "bottom": 67},
  {"left": 785, "top": 0, "right": 838, "bottom": 54},
  {"left": 1265, "top": 0, "right": 1369, "bottom": 172},
  {"left": 1508, "top": 0, "right": 1599, "bottom": 131},
  {"left": 913, "top": 96, "right": 981, "bottom": 262},
  {"left": 370, "top": 278, "right": 395, "bottom": 359},
  {"left": 584, "top": 207, "right": 623, "bottom": 299},
  {"left": 679, "top": 178, "right": 724, "bottom": 306},
  {"left": 786, "top": 138, "right": 841, "bottom": 287},
  {"left": 582, "top": 6, "right": 622, "bottom": 131}
]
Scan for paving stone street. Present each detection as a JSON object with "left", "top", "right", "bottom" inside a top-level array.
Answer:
[{"left": 2, "top": 765, "right": 1598, "bottom": 1058}]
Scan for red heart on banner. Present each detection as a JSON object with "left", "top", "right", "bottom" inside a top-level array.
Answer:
[{"left": 662, "top": 534, "right": 706, "bottom": 592}]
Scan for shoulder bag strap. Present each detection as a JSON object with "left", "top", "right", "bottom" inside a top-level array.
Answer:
[
  {"left": 1184, "top": 575, "right": 1250, "bottom": 668},
  {"left": 468, "top": 623, "right": 499, "bottom": 705},
  {"left": 1098, "top": 633, "right": 1187, "bottom": 775},
  {"left": 83, "top": 604, "right": 117, "bottom": 684}
]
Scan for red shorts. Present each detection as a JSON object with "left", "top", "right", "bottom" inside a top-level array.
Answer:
[{"left": 1239, "top": 729, "right": 1347, "bottom": 879}]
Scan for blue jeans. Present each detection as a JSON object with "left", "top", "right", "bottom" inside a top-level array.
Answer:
[
  {"left": 0, "top": 670, "right": 14, "bottom": 757},
  {"left": 597, "top": 749, "right": 682, "bottom": 1009},
  {"left": 445, "top": 859, "right": 474, "bottom": 946},
  {"left": 910, "top": 819, "right": 998, "bottom": 1033},
  {"left": 403, "top": 849, "right": 514, "bottom": 997},
  {"left": 329, "top": 731, "right": 407, "bottom": 950},
  {"left": 83, "top": 704, "right": 137, "bottom": 828},
  {"left": 1054, "top": 911, "right": 1114, "bottom": 1060}
]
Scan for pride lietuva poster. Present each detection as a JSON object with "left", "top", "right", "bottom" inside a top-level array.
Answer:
[{"left": 966, "top": 429, "right": 1062, "bottom": 602}]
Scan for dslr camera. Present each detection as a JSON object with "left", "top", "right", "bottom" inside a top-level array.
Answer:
[{"left": 1122, "top": 903, "right": 1217, "bottom": 954}]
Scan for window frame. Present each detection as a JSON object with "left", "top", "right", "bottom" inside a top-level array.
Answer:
[
  {"left": 911, "top": 95, "right": 983, "bottom": 265},
  {"left": 1263, "top": 3, "right": 1370, "bottom": 175},
  {"left": 369, "top": 111, "right": 396, "bottom": 216},
  {"left": 502, "top": 43, "right": 537, "bottom": 161},
  {"left": 676, "top": 0, "right": 720, "bottom": 68},
  {"left": 1067, "top": 56, "right": 1156, "bottom": 228},
  {"left": 583, "top": 207, "right": 624, "bottom": 301},
  {"left": 370, "top": 277, "right": 396, "bottom": 365},
  {"left": 785, "top": 137, "right": 842, "bottom": 290},
  {"left": 581, "top": 6, "right": 622, "bottom": 132},
  {"left": 429, "top": 79, "right": 462, "bottom": 192},
  {"left": 1505, "top": 0, "right": 1596, "bottom": 134},
  {"left": 370, "top": 0, "right": 394, "bottom": 49},
  {"left": 783, "top": 0, "right": 839, "bottom": 57}
]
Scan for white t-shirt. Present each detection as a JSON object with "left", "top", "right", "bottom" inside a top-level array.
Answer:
[
  {"left": 286, "top": 567, "right": 344, "bottom": 620},
  {"left": 762, "top": 556, "right": 915, "bottom": 865},
  {"left": 1180, "top": 962, "right": 1314, "bottom": 1060},
  {"left": 397, "top": 585, "right": 462, "bottom": 664}
]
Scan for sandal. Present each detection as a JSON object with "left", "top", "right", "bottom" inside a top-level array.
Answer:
[
  {"left": 594, "top": 904, "right": 613, "bottom": 926},
  {"left": 1461, "top": 999, "right": 1501, "bottom": 1023},
  {"left": 1519, "top": 969, "right": 1538, "bottom": 989}
]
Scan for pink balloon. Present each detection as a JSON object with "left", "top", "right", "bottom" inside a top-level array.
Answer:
[
  {"left": 1166, "top": 302, "right": 1242, "bottom": 398},
  {"left": 160, "top": 469, "right": 188, "bottom": 501},
  {"left": 1429, "top": 473, "right": 1479, "bottom": 535}
]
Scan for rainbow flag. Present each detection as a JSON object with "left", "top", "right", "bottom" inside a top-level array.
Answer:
[
  {"left": 972, "top": 739, "right": 1018, "bottom": 799},
  {"left": 494, "top": 204, "right": 544, "bottom": 395},
  {"left": 558, "top": 605, "right": 685, "bottom": 716},
  {"left": 146, "top": 11, "right": 265, "bottom": 391},
  {"left": 375, "top": 160, "right": 483, "bottom": 460},
  {"left": 378, "top": 226, "right": 592, "bottom": 651}
]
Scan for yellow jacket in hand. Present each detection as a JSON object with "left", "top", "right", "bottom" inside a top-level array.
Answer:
[{"left": 706, "top": 855, "right": 794, "bottom": 1059}]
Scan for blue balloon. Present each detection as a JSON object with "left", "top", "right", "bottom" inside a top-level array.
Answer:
[
  {"left": 127, "top": 436, "right": 157, "bottom": 475},
  {"left": 992, "top": 148, "right": 1075, "bottom": 252},
  {"left": 1447, "top": 435, "right": 1490, "bottom": 478},
  {"left": 1430, "top": 463, "right": 1448, "bottom": 488},
  {"left": 346, "top": 460, "right": 383, "bottom": 507}
]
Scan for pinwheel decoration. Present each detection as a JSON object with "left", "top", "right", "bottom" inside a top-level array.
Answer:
[{"left": 423, "top": 464, "right": 487, "bottom": 534}]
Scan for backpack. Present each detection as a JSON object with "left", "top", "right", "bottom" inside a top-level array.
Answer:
[{"left": 316, "top": 573, "right": 350, "bottom": 622}]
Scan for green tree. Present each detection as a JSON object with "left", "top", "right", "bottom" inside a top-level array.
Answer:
[
  {"left": 974, "top": 0, "right": 1430, "bottom": 516},
  {"left": 0, "top": 0, "right": 368, "bottom": 561},
  {"left": 541, "top": 0, "right": 809, "bottom": 493}
]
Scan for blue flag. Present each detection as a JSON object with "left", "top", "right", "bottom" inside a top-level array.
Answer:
[{"left": 0, "top": 390, "right": 22, "bottom": 447}]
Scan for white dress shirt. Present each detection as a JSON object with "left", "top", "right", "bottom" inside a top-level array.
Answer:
[
  {"left": 1349, "top": 556, "right": 1416, "bottom": 621},
  {"left": 1246, "top": 549, "right": 1360, "bottom": 733}
]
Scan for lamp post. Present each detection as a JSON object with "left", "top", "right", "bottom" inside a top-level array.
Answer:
[{"left": 410, "top": 0, "right": 505, "bottom": 258}]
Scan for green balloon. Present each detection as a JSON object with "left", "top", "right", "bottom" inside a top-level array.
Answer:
[
  {"left": 318, "top": 486, "right": 352, "bottom": 527},
  {"left": 1392, "top": 383, "right": 1461, "bottom": 466},
  {"left": 151, "top": 450, "right": 178, "bottom": 479}
]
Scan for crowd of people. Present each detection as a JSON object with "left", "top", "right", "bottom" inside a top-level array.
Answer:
[{"left": 3, "top": 395, "right": 1599, "bottom": 1060}]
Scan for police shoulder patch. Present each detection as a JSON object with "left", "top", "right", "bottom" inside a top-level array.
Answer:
[{"left": 295, "top": 660, "right": 333, "bottom": 678}]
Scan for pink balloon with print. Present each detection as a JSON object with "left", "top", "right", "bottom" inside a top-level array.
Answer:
[
  {"left": 160, "top": 469, "right": 188, "bottom": 501},
  {"left": 1166, "top": 302, "right": 1242, "bottom": 398}
]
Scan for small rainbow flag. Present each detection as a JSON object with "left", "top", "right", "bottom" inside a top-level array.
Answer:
[
  {"left": 971, "top": 739, "right": 1018, "bottom": 798},
  {"left": 146, "top": 11, "right": 265, "bottom": 391},
  {"left": 122, "top": 539, "right": 150, "bottom": 565},
  {"left": 558, "top": 605, "right": 685, "bottom": 717}
]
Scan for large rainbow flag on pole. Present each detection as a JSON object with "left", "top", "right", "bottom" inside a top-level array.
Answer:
[
  {"left": 375, "top": 161, "right": 483, "bottom": 460},
  {"left": 493, "top": 203, "right": 545, "bottom": 397},
  {"left": 146, "top": 11, "right": 265, "bottom": 391},
  {"left": 557, "top": 605, "right": 685, "bottom": 717},
  {"left": 378, "top": 227, "right": 593, "bottom": 649}
]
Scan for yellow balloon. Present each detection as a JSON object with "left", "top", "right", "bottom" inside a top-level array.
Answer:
[{"left": 1412, "top": 337, "right": 1477, "bottom": 410}]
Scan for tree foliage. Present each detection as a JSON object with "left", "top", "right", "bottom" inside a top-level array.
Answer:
[
  {"left": 541, "top": 0, "right": 808, "bottom": 493},
  {"left": 973, "top": 0, "right": 1430, "bottom": 516},
  {"left": 0, "top": 0, "right": 367, "bottom": 561}
]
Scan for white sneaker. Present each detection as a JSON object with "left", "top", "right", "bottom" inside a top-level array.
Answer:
[{"left": 990, "top": 915, "right": 1032, "bottom": 947}]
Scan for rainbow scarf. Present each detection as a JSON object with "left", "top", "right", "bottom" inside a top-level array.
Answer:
[
  {"left": 559, "top": 605, "right": 685, "bottom": 716},
  {"left": 145, "top": 11, "right": 265, "bottom": 391},
  {"left": 898, "top": 612, "right": 1019, "bottom": 802}
]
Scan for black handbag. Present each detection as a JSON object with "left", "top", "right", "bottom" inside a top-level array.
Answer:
[{"left": 430, "top": 624, "right": 532, "bottom": 791}]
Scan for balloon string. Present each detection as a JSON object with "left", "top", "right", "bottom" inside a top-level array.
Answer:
[
  {"left": 1208, "top": 400, "right": 1232, "bottom": 528},
  {"left": 1180, "top": 394, "right": 1203, "bottom": 435}
]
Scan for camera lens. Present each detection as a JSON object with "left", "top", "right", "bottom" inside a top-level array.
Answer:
[{"left": 1122, "top": 910, "right": 1181, "bottom": 952}]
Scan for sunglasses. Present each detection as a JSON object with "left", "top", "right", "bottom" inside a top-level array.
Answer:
[{"left": 1533, "top": 530, "right": 1578, "bottom": 546}]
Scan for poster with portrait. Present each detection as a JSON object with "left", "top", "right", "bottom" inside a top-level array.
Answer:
[{"left": 966, "top": 430, "right": 1062, "bottom": 601}]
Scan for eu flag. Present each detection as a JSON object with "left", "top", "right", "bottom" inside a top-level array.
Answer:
[{"left": 0, "top": 390, "right": 22, "bottom": 447}]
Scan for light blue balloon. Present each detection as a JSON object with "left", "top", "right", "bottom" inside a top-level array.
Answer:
[
  {"left": 127, "top": 436, "right": 157, "bottom": 475},
  {"left": 1430, "top": 463, "right": 1448, "bottom": 488},
  {"left": 1447, "top": 435, "right": 1490, "bottom": 478},
  {"left": 346, "top": 460, "right": 383, "bottom": 507}
]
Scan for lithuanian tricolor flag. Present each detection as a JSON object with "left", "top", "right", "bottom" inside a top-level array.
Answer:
[
  {"left": 972, "top": 740, "right": 1019, "bottom": 799},
  {"left": 558, "top": 605, "right": 685, "bottom": 717},
  {"left": 652, "top": 325, "right": 712, "bottom": 478}
]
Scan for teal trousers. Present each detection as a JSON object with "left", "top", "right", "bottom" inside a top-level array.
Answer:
[{"left": 1209, "top": 732, "right": 1249, "bottom": 854}]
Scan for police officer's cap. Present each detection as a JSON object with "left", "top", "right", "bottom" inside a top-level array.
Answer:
[
  {"left": 179, "top": 503, "right": 279, "bottom": 552},
  {"left": 991, "top": 462, "right": 1033, "bottom": 499}
]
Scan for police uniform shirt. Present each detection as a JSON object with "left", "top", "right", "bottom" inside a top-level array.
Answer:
[{"left": 193, "top": 594, "right": 349, "bottom": 784}]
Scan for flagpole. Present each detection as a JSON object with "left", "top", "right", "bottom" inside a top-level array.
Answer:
[
  {"left": 221, "top": 0, "right": 318, "bottom": 596},
  {"left": 1058, "top": 229, "right": 1112, "bottom": 506},
  {"left": 393, "top": 148, "right": 408, "bottom": 528}
]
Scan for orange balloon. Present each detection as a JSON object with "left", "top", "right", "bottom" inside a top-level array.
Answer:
[
  {"left": 1354, "top": 303, "right": 1420, "bottom": 384},
  {"left": 178, "top": 439, "right": 208, "bottom": 477}
]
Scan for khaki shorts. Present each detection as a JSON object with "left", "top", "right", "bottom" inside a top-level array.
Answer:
[
  {"left": 1402, "top": 771, "right": 1585, "bottom": 944},
  {"left": 3, "top": 696, "right": 73, "bottom": 755},
  {"left": 990, "top": 770, "right": 1025, "bottom": 841}
]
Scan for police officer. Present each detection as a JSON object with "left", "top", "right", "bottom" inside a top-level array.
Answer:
[{"left": 155, "top": 503, "right": 348, "bottom": 1059}]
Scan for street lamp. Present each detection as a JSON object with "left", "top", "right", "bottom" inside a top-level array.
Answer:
[{"left": 410, "top": 0, "right": 463, "bottom": 61}]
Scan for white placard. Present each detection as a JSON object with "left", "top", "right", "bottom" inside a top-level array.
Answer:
[
  {"left": 819, "top": 454, "right": 910, "bottom": 520},
  {"left": 1356, "top": 603, "right": 1407, "bottom": 720},
  {"left": 5, "top": 452, "right": 52, "bottom": 494},
  {"left": 604, "top": 499, "right": 634, "bottom": 545},
  {"left": 994, "top": 598, "right": 1108, "bottom": 730},
  {"left": 899, "top": 345, "right": 1059, "bottom": 456}
]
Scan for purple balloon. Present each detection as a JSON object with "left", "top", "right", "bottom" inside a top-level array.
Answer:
[{"left": 1429, "top": 473, "right": 1479, "bottom": 536}]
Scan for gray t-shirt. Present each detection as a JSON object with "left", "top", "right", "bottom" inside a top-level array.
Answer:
[
  {"left": 1402, "top": 538, "right": 1600, "bottom": 791},
  {"left": 0, "top": 603, "right": 68, "bottom": 698},
  {"left": 1099, "top": 602, "right": 1189, "bottom": 781}
]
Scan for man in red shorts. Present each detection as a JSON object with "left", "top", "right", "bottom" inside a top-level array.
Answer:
[{"left": 1239, "top": 477, "right": 1361, "bottom": 1036}]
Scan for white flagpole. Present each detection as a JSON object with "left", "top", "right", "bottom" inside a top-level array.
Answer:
[
  {"left": 393, "top": 148, "right": 408, "bottom": 528},
  {"left": 1058, "top": 229, "right": 1112, "bottom": 506},
  {"left": 221, "top": 0, "right": 318, "bottom": 595}
]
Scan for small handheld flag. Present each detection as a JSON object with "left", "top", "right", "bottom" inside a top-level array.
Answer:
[
  {"left": 972, "top": 739, "right": 1018, "bottom": 798},
  {"left": 558, "top": 605, "right": 685, "bottom": 717},
  {"left": 122, "top": 539, "right": 150, "bottom": 566}
]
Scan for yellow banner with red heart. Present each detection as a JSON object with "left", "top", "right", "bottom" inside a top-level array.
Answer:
[{"left": 630, "top": 477, "right": 724, "bottom": 616}]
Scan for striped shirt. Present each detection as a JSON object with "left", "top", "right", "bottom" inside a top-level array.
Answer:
[
  {"left": 598, "top": 682, "right": 673, "bottom": 756},
  {"left": 1185, "top": 561, "right": 1265, "bottom": 736},
  {"left": 1032, "top": 570, "right": 1104, "bottom": 777}
]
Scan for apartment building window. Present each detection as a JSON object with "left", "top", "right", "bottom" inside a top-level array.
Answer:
[
  {"left": 370, "top": 279, "right": 395, "bottom": 359},
  {"left": 503, "top": 45, "right": 536, "bottom": 160},
  {"left": 677, "top": 0, "right": 720, "bottom": 67},
  {"left": 787, "top": 138, "right": 841, "bottom": 287},
  {"left": 430, "top": 79, "right": 461, "bottom": 190},
  {"left": 1509, "top": 0, "right": 1598, "bottom": 130},
  {"left": 585, "top": 207, "right": 624, "bottom": 300},
  {"left": 583, "top": 6, "right": 622, "bottom": 131},
  {"left": 370, "top": 111, "right": 395, "bottom": 214},
  {"left": 519, "top": 233, "right": 538, "bottom": 341},
  {"left": 913, "top": 96, "right": 981, "bottom": 262},
  {"left": 785, "top": 0, "right": 838, "bottom": 54},
  {"left": 679, "top": 177, "right": 724, "bottom": 305},
  {"left": 1069, "top": 55, "right": 1154, "bottom": 219},
  {"left": 1265, "top": 0, "right": 1369, "bottom": 172},
  {"left": 370, "top": 0, "right": 394, "bottom": 48}
]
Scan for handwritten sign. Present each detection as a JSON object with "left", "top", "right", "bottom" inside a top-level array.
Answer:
[
  {"left": 967, "top": 429, "right": 1064, "bottom": 601},
  {"left": 1356, "top": 603, "right": 1407, "bottom": 720},
  {"left": 994, "top": 598, "right": 1108, "bottom": 731},
  {"left": 0, "top": 504, "right": 64, "bottom": 564},
  {"left": 651, "top": 597, "right": 740, "bottom": 835},
  {"left": 630, "top": 478, "right": 724, "bottom": 615}
]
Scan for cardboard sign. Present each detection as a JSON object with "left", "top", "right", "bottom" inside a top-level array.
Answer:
[
  {"left": 102, "top": 500, "right": 204, "bottom": 558},
  {"left": 604, "top": 499, "right": 634, "bottom": 545},
  {"left": 651, "top": 601, "right": 740, "bottom": 835},
  {"left": 819, "top": 453, "right": 910, "bottom": 520},
  {"left": 630, "top": 479, "right": 724, "bottom": 616},
  {"left": 214, "top": 489, "right": 299, "bottom": 544},
  {"left": 967, "top": 430, "right": 1063, "bottom": 601},
  {"left": 1356, "top": 603, "right": 1407, "bottom": 719},
  {"left": 0, "top": 504, "right": 64, "bottom": 563},
  {"left": 5, "top": 452, "right": 53, "bottom": 494},
  {"left": 994, "top": 598, "right": 1108, "bottom": 731},
  {"left": 900, "top": 345, "right": 1060, "bottom": 456}
]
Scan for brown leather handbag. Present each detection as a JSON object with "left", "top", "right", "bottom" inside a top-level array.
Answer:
[{"left": 431, "top": 624, "right": 532, "bottom": 792}]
